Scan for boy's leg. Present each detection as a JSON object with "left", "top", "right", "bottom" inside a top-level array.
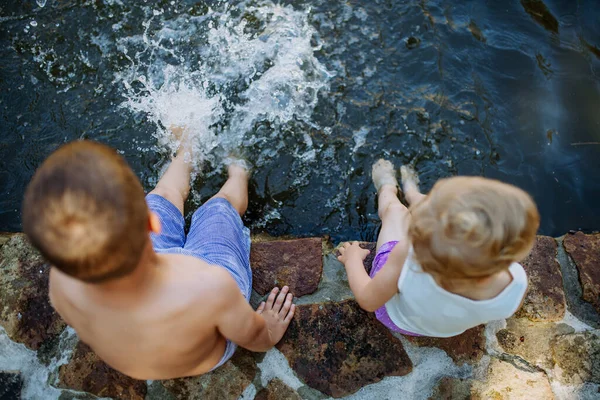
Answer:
[
  {"left": 372, "top": 160, "right": 411, "bottom": 251},
  {"left": 148, "top": 126, "right": 193, "bottom": 215},
  {"left": 209, "top": 163, "right": 249, "bottom": 216}
]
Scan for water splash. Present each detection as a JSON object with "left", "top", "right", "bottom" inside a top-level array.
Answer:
[{"left": 118, "top": 1, "right": 332, "bottom": 169}]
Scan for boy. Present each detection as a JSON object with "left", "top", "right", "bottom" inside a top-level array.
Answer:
[{"left": 23, "top": 129, "right": 294, "bottom": 379}]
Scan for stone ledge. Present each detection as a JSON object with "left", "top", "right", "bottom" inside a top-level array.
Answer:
[
  {"left": 0, "top": 233, "right": 66, "bottom": 350},
  {"left": 551, "top": 329, "right": 600, "bottom": 385},
  {"left": 406, "top": 325, "right": 486, "bottom": 366},
  {"left": 160, "top": 348, "right": 258, "bottom": 400},
  {"left": 251, "top": 238, "right": 323, "bottom": 297},
  {"left": 276, "top": 300, "right": 413, "bottom": 398},
  {"left": 57, "top": 341, "right": 147, "bottom": 400},
  {"left": 563, "top": 232, "right": 600, "bottom": 314},
  {"left": 516, "top": 235, "right": 566, "bottom": 321}
]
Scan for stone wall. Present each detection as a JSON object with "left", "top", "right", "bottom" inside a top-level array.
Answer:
[{"left": 0, "top": 232, "right": 599, "bottom": 399}]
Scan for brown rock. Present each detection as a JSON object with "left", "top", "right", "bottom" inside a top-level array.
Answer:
[
  {"left": 161, "top": 348, "right": 257, "bottom": 400},
  {"left": 429, "top": 376, "right": 472, "bottom": 400},
  {"left": 496, "top": 317, "right": 574, "bottom": 369},
  {"left": 58, "top": 341, "right": 147, "bottom": 400},
  {"left": 471, "top": 358, "right": 554, "bottom": 399},
  {"left": 515, "top": 236, "right": 565, "bottom": 321},
  {"left": 255, "top": 379, "right": 302, "bottom": 400},
  {"left": 276, "top": 300, "right": 413, "bottom": 398},
  {"left": 406, "top": 325, "right": 486, "bottom": 366},
  {"left": 0, "top": 233, "right": 66, "bottom": 350},
  {"left": 551, "top": 329, "right": 600, "bottom": 385},
  {"left": 563, "top": 232, "right": 600, "bottom": 314},
  {"left": 251, "top": 238, "right": 323, "bottom": 297}
]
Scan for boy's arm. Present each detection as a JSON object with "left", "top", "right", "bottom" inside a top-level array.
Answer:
[
  {"left": 215, "top": 276, "right": 294, "bottom": 352},
  {"left": 338, "top": 241, "right": 408, "bottom": 312}
]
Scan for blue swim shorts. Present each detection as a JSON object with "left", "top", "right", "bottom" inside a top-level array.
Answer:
[{"left": 146, "top": 194, "right": 252, "bottom": 370}]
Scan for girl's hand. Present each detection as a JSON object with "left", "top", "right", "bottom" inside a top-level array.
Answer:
[{"left": 337, "top": 241, "right": 370, "bottom": 265}]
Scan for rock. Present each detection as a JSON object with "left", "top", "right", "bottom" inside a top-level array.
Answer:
[
  {"left": 496, "top": 317, "right": 574, "bottom": 369},
  {"left": 520, "top": 0, "right": 559, "bottom": 33},
  {"left": 563, "top": 232, "right": 600, "bottom": 314},
  {"left": 251, "top": 238, "right": 323, "bottom": 297},
  {"left": 0, "top": 371, "right": 23, "bottom": 400},
  {"left": 406, "top": 36, "right": 421, "bottom": 49},
  {"left": 57, "top": 341, "right": 147, "bottom": 400},
  {"left": 468, "top": 20, "right": 486, "bottom": 43},
  {"left": 161, "top": 348, "right": 257, "bottom": 400},
  {"left": 0, "top": 233, "right": 66, "bottom": 350},
  {"left": 471, "top": 358, "right": 554, "bottom": 399},
  {"left": 255, "top": 379, "right": 302, "bottom": 400},
  {"left": 551, "top": 330, "right": 600, "bottom": 385},
  {"left": 276, "top": 300, "right": 413, "bottom": 398},
  {"left": 406, "top": 325, "right": 486, "bottom": 366},
  {"left": 515, "top": 236, "right": 566, "bottom": 321},
  {"left": 428, "top": 377, "right": 472, "bottom": 400}
]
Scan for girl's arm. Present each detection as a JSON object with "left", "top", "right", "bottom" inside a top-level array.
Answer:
[{"left": 338, "top": 241, "right": 409, "bottom": 312}]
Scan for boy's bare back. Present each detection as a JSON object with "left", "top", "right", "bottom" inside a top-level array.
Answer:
[{"left": 50, "top": 252, "right": 292, "bottom": 379}]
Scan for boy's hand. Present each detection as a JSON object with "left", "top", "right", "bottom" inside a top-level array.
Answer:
[
  {"left": 256, "top": 286, "right": 295, "bottom": 346},
  {"left": 337, "top": 241, "right": 370, "bottom": 265}
]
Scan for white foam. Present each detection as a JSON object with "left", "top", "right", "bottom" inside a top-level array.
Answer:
[
  {"left": 118, "top": 1, "right": 332, "bottom": 170},
  {"left": 352, "top": 126, "right": 369, "bottom": 153},
  {"left": 0, "top": 327, "right": 62, "bottom": 399}
]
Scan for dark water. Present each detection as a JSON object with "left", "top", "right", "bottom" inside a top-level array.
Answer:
[{"left": 1, "top": 0, "right": 599, "bottom": 242}]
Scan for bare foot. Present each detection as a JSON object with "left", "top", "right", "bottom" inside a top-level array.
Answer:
[
  {"left": 256, "top": 286, "right": 295, "bottom": 345},
  {"left": 400, "top": 165, "right": 420, "bottom": 193},
  {"left": 372, "top": 159, "right": 399, "bottom": 193},
  {"left": 227, "top": 161, "right": 250, "bottom": 181}
]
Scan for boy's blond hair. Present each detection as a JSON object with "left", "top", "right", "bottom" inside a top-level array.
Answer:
[
  {"left": 409, "top": 177, "right": 539, "bottom": 280},
  {"left": 23, "top": 141, "right": 149, "bottom": 283}
]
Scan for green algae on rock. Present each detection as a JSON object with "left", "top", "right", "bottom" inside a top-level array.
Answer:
[
  {"left": 0, "top": 233, "right": 66, "bottom": 350},
  {"left": 276, "top": 300, "right": 412, "bottom": 398},
  {"left": 251, "top": 238, "right": 323, "bottom": 297},
  {"left": 563, "top": 232, "right": 600, "bottom": 314},
  {"left": 161, "top": 348, "right": 257, "bottom": 400},
  {"left": 516, "top": 236, "right": 566, "bottom": 321}
]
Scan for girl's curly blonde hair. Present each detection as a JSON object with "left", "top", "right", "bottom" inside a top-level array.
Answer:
[{"left": 409, "top": 176, "right": 539, "bottom": 280}]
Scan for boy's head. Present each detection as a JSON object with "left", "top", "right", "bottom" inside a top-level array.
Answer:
[
  {"left": 23, "top": 141, "right": 150, "bottom": 283},
  {"left": 409, "top": 176, "right": 539, "bottom": 280}
]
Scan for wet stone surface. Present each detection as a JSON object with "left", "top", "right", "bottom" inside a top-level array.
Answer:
[
  {"left": 551, "top": 329, "right": 600, "bottom": 385},
  {"left": 563, "top": 232, "right": 600, "bottom": 314},
  {"left": 161, "top": 348, "right": 257, "bottom": 400},
  {"left": 0, "top": 371, "right": 23, "bottom": 400},
  {"left": 0, "top": 233, "right": 66, "bottom": 350},
  {"left": 255, "top": 378, "right": 302, "bottom": 400},
  {"left": 496, "top": 317, "right": 574, "bottom": 370},
  {"left": 471, "top": 358, "right": 554, "bottom": 399},
  {"left": 406, "top": 325, "right": 486, "bottom": 366},
  {"left": 251, "top": 238, "right": 323, "bottom": 297},
  {"left": 276, "top": 300, "right": 413, "bottom": 398},
  {"left": 515, "top": 236, "right": 566, "bottom": 321},
  {"left": 58, "top": 341, "right": 147, "bottom": 400}
]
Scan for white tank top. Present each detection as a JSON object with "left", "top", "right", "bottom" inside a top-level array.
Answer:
[{"left": 385, "top": 248, "right": 528, "bottom": 337}]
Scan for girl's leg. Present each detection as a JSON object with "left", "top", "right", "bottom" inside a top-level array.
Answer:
[{"left": 372, "top": 160, "right": 411, "bottom": 251}]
